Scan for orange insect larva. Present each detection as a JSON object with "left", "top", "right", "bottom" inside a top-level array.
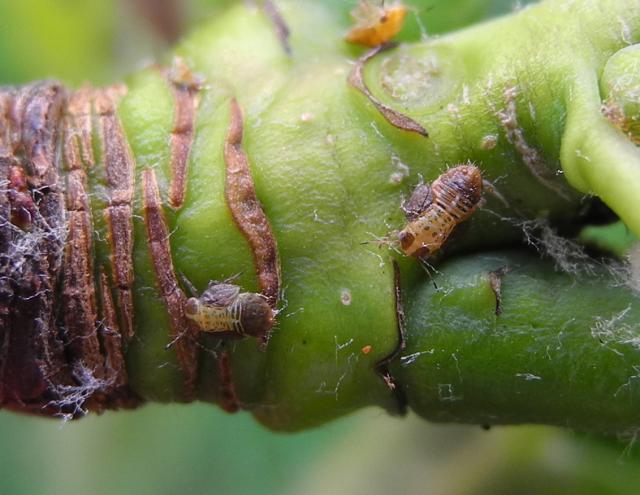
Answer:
[
  {"left": 184, "top": 282, "right": 274, "bottom": 339},
  {"left": 345, "top": 1, "right": 407, "bottom": 47},
  {"left": 398, "top": 165, "right": 483, "bottom": 258}
]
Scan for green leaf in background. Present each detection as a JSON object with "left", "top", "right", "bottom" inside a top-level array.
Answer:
[{"left": 0, "top": 0, "right": 117, "bottom": 84}]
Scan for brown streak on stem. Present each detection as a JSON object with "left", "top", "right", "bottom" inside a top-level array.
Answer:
[
  {"left": 142, "top": 168, "right": 199, "bottom": 399},
  {"left": 166, "top": 58, "right": 201, "bottom": 210},
  {"left": 103, "top": 206, "right": 135, "bottom": 342},
  {"left": 263, "top": 0, "right": 291, "bottom": 56},
  {"left": 66, "top": 86, "right": 95, "bottom": 168},
  {"left": 62, "top": 93, "right": 104, "bottom": 379},
  {"left": 63, "top": 213, "right": 103, "bottom": 373},
  {"left": 217, "top": 348, "right": 239, "bottom": 413},
  {"left": 488, "top": 266, "right": 509, "bottom": 317},
  {"left": 224, "top": 99, "right": 281, "bottom": 316},
  {"left": 20, "top": 83, "right": 66, "bottom": 187},
  {"left": 348, "top": 43, "right": 428, "bottom": 137},
  {"left": 375, "top": 260, "right": 408, "bottom": 415},
  {"left": 96, "top": 88, "right": 134, "bottom": 205},
  {"left": 96, "top": 87, "right": 136, "bottom": 342},
  {"left": 98, "top": 270, "right": 128, "bottom": 392}
]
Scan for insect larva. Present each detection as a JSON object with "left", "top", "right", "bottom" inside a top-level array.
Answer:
[
  {"left": 345, "top": 1, "right": 407, "bottom": 47},
  {"left": 398, "top": 165, "right": 483, "bottom": 258},
  {"left": 184, "top": 281, "right": 275, "bottom": 339}
]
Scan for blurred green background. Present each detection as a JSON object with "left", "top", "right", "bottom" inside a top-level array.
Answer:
[{"left": 2, "top": 0, "right": 640, "bottom": 494}]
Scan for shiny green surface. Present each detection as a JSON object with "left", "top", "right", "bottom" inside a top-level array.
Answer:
[
  {"left": 111, "top": 0, "right": 640, "bottom": 430},
  {"left": 397, "top": 251, "right": 640, "bottom": 433},
  {"left": 3, "top": 0, "right": 640, "bottom": 494}
]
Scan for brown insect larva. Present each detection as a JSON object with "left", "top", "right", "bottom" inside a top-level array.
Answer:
[
  {"left": 184, "top": 281, "right": 275, "bottom": 339},
  {"left": 398, "top": 165, "right": 483, "bottom": 258},
  {"left": 345, "top": 1, "right": 407, "bottom": 47}
]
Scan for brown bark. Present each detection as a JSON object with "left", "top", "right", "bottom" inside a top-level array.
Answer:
[{"left": 0, "top": 83, "right": 139, "bottom": 418}]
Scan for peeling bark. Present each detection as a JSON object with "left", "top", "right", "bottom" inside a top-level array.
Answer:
[
  {"left": 224, "top": 99, "right": 281, "bottom": 315},
  {"left": 1, "top": 83, "right": 74, "bottom": 414},
  {"left": 0, "top": 83, "right": 137, "bottom": 417},
  {"left": 142, "top": 168, "right": 200, "bottom": 399},
  {"left": 62, "top": 89, "right": 103, "bottom": 379},
  {"left": 96, "top": 88, "right": 136, "bottom": 342},
  {"left": 98, "top": 270, "right": 132, "bottom": 400},
  {"left": 217, "top": 348, "right": 239, "bottom": 413},
  {"left": 166, "top": 58, "right": 201, "bottom": 210},
  {"left": 348, "top": 44, "right": 429, "bottom": 137}
]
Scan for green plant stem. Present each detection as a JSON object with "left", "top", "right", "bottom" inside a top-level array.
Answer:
[
  {"left": 395, "top": 251, "right": 640, "bottom": 435},
  {"left": 3, "top": 0, "right": 640, "bottom": 433}
]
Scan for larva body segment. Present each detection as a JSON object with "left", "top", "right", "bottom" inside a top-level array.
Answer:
[{"left": 399, "top": 165, "right": 483, "bottom": 258}]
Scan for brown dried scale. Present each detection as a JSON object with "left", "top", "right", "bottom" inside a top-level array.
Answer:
[
  {"left": 348, "top": 43, "right": 428, "bottom": 137},
  {"left": 224, "top": 98, "right": 281, "bottom": 315},
  {"left": 142, "top": 168, "right": 200, "bottom": 399},
  {"left": 488, "top": 266, "right": 509, "bottom": 316},
  {"left": 96, "top": 88, "right": 136, "bottom": 342},
  {"left": 65, "top": 85, "right": 95, "bottom": 168},
  {"left": 166, "top": 58, "right": 202, "bottom": 209},
  {"left": 217, "top": 349, "right": 240, "bottom": 413}
]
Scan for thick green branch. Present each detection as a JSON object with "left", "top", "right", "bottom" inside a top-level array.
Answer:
[
  {"left": 2, "top": 0, "right": 640, "bottom": 433},
  {"left": 396, "top": 251, "right": 640, "bottom": 434}
]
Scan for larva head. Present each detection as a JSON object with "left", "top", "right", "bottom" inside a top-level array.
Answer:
[
  {"left": 238, "top": 293, "right": 275, "bottom": 338},
  {"left": 184, "top": 297, "right": 200, "bottom": 319},
  {"left": 398, "top": 228, "right": 430, "bottom": 258}
]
